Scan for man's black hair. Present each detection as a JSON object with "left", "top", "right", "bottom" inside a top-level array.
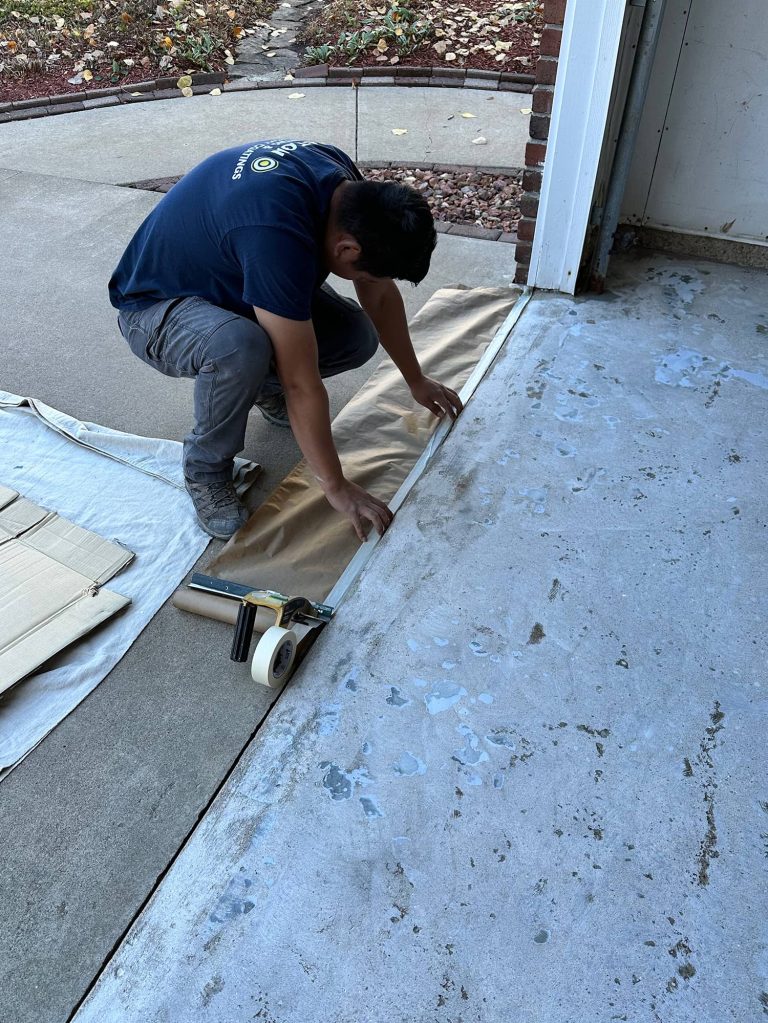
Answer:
[{"left": 336, "top": 180, "right": 437, "bottom": 284}]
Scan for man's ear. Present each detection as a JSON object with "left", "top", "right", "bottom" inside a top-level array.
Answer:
[{"left": 333, "top": 235, "right": 362, "bottom": 266}]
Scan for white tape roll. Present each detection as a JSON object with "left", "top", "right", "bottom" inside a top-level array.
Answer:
[{"left": 250, "top": 626, "right": 298, "bottom": 688}]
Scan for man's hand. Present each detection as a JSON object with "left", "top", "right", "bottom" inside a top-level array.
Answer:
[
  {"left": 323, "top": 479, "right": 393, "bottom": 542},
  {"left": 410, "top": 375, "right": 463, "bottom": 420}
]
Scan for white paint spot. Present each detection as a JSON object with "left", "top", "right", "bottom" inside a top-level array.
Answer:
[
  {"left": 453, "top": 725, "right": 490, "bottom": 766},
  {"left": 730, "top": 367, "right": 768, "bottom": 389},
  {"left": 393, "top": 752, "right": 427, "bottom": 776},
  {"left": 478, "top": 693, "right": 494, "bottom": 705},
  {"left": 555, "top": 408, "right": 583, "bottom": 423},
  {"left": 654, "top": 347, "right": 768, "bottom": 391},
  {"left": 316, "top": 703, "right": 340, "bottom": 736},
  {"left": 424, "top": 680, "right": 467, "bottom": 715},
  {"left": 518, "top": 487, "right": 549, "bottom": 514}
]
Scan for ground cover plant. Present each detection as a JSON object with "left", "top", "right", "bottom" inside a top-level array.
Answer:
[
  {"left": 299, "top": 0, "right": 542, "bottom": 73},
  {"left": 0, "top": 0, "right": 275, "bottom": 100}
]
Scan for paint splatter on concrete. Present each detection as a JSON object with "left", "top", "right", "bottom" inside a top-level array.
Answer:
[
  {"left": 655, "top": 347, "right": 768, "bottom": 392},
  {"left": 201, "top": 975, "right": 224, "bottom": 1007},
  {"left": 485, "top": 730, "right": 516, "bottom": 750},
  {"left": 527, "top": 623, "right": 545, "bottom": 645},
  {"left": 320, "top": 763, "right": 372, "bottom": 802},
  {"left": 518, "top": 487, "right": 549, "bottom": 513},
  {"left": 386, "top": 686, "right": 410, "bottom": 708},
  {"left": 316, "top": 704, "right": 340, "bottom": 736},
  {"left": 209, "top": 877, "right": 255, "bottom": 924},
  {"left": 424, "top": 681, "right": 467, "bottom": 715},
  {"left": 393, "top": 752, "right": 427, "bottom": 776},
  {"left": 452, "top": 725, "right": 489, "bottom": 767},
  {"left": 360, "top": 796, "right": 384, "bottom": 818}
]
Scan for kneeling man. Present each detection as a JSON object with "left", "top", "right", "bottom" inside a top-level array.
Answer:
[{"left": 110, "top": 139, "right": 461, "bottom": 540}]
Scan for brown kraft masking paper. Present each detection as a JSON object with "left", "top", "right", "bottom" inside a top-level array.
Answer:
[{"left": 172, "top": 287, "right": 519, "bottom": 630}]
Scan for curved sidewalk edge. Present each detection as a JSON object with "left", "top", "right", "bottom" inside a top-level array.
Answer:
[{"left": 0, "top": 66, "right": 534, "bottom": 125}]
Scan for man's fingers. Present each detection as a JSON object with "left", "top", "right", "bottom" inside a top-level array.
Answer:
[
  {"left": 367, "top": 500, "right": 393, "bottom": 537},
  {"left": 447, "top": 387, "right": 463, "bottom": 413},
  {"left": 349, "top": 509, "right": 368, "bottom": 542},
  {"left": 432, "top": 389, "right": 461, "bottom": 420}
]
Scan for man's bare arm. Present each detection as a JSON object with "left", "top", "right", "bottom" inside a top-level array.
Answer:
[
  {"left": 354, "top": 278, "right": 463, "bottom": 419},
  {"left": 253, "top": 306, "right": 392, "bottom": 540}
]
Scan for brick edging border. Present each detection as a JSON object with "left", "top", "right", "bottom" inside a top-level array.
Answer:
[{"left": 0, "top": 67, "right": 535, "bottom": 125}]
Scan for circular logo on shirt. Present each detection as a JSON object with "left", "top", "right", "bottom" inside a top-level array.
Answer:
[{"left": 251, "top": 157, "right": 279, "bottom": 173}]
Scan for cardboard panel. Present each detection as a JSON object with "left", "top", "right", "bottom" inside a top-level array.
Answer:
[{"left": 0, "top": 492, "right": 134, "bottom": 693}]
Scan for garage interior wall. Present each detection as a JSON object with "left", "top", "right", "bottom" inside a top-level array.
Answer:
[{"left": 621, "top": 0, "right": 768, "bottom": 247}]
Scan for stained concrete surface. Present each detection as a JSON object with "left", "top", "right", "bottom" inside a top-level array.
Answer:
[
  {"left": 0, "top": 160, "right": 517, "bottom": 1022},
  {"left": 0, "top": 86, "right": 529, "bottom": 185},
  {"left": 70, "top": 254, "right": 768, "bottom": 1023}
]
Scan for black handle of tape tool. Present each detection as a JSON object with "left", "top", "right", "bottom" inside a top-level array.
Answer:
[{"left": 231, "top": 602, "right": 257, "bottom": 662}]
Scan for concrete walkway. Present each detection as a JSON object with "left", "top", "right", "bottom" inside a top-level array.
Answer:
[
  {"left": 0, "top": 86, "right": 530, "bottom": 183},
  {"left": 0, "top": 86, "right": 522, "bottom": 1023}
]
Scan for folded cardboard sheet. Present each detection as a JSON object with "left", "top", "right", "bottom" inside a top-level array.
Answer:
[
  {"left": 0, "top": 483, "right": 133, "bottom": 694},
  {"left": 0, "top": 392, "right": 261, "bottom": 779},
  {"left": 172, "top": 286, "right": 519, "bottom": 629}
]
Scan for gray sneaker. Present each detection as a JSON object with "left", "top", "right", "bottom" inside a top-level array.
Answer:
[
  {"left": 185, "top": 478, "right": 249, "bottom": 539},
  {"left": 254, "top": 393, "right": 291, "bottom": 429}
]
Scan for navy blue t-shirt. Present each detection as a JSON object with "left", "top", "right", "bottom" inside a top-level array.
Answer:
[{"left": 109, "top": 140, "right": 362, "bottom": 321}]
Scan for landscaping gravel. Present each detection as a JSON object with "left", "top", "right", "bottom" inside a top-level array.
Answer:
[{"left": 364, "top": 164, "right": 522, "bottom": 235}]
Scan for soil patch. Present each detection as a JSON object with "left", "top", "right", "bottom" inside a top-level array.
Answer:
[
  {"left": 298, "top": 0, "right": 542, "bottom": 74},
  {"left": 0, "top": 0, "right": 275, "bottom": 103}
]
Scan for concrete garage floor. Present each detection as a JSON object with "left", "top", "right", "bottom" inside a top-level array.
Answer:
[
  {"left": 62, "top": 253, "right": 766, "bottom": 1023},
  {"left": 1, "top": 89, "right": 765, "bottom": 1023}
]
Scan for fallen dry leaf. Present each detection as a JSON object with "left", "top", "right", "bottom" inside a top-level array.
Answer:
[
  {"left": 181, "top": 86, "right": 193, "bottom": 97},
  {"left": 471, "top": 136, "right": 487, "bottom": 145},
  {"left": 391, "top": 128, "right": 408, "bottom": 135},
  {"left": 176, "top": 74, "right": 192, "bottom": 88},
  {"left": 288, "top": 92, "right": 305, "bottom": 99},
  {"left": 82, "top": 68, "right": 93, "bottom": 81},
  {"left": 460, "top": 112, "right": 476, "bottom": 118},
  {"left": 209, "top": 87, "right": 222, "bottom": 95},
  {"left": 519, "top": 107, "right": 532, "bottom": 114}
]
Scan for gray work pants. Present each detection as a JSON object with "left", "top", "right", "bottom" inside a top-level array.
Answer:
[{"left": 117, "top": 285, "right": 379, "bottom": 482}]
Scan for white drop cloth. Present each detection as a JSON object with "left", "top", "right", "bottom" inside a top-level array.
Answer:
[{"left": 0, "top": 391, "right": 258, "bottom": 780}]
